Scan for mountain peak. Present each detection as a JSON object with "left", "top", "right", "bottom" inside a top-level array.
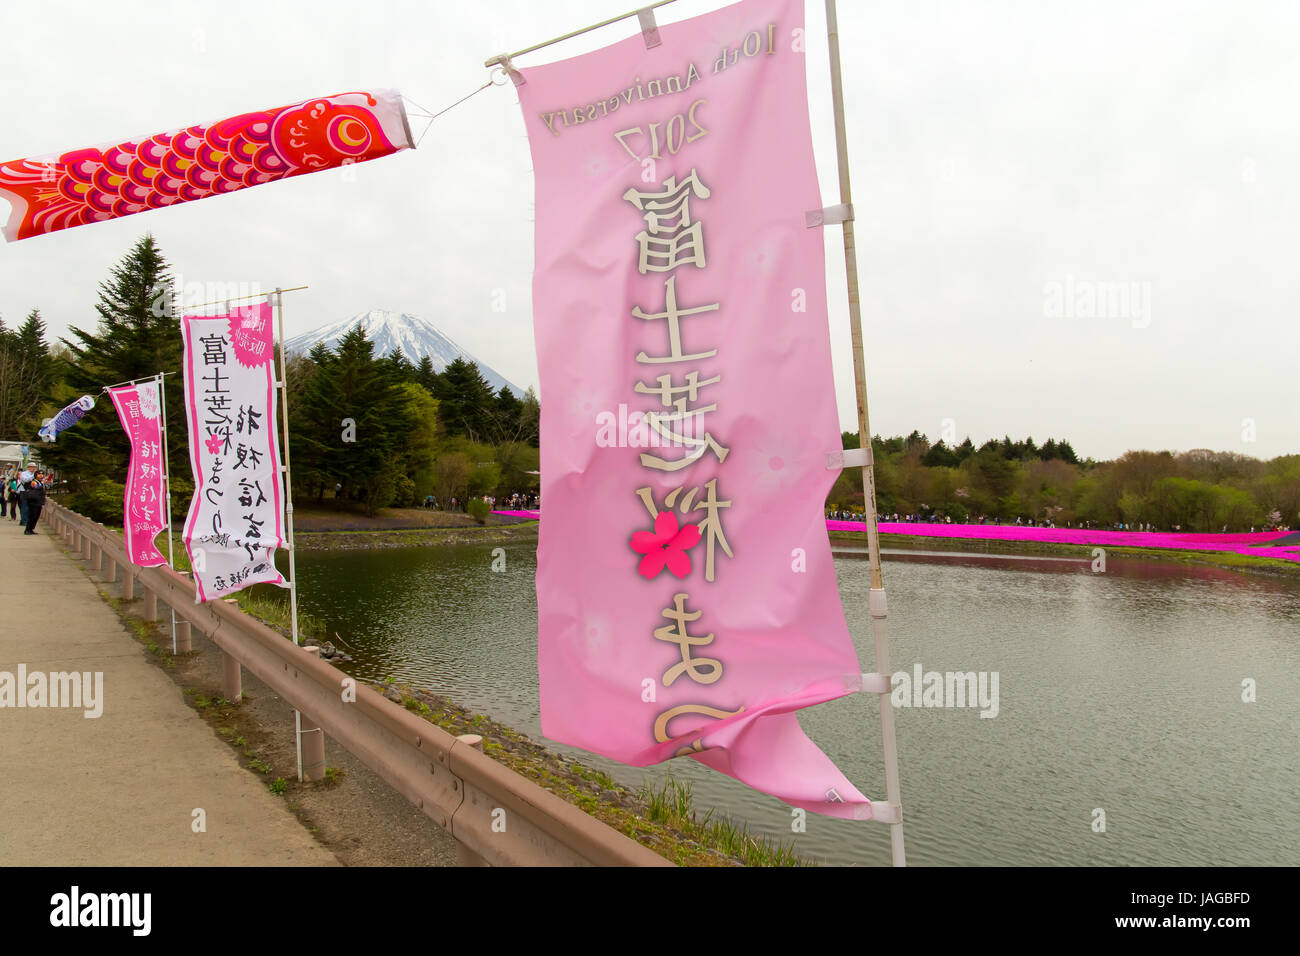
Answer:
[{"left": 284, "top": 311, "right": 522, "bottom": 397}]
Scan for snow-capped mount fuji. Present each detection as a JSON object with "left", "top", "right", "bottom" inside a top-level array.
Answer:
[{"left": 284, "top": 310, "right": 523, "bottom": 397}]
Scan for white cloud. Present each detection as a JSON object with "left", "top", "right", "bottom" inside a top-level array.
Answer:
[{"left": 1, "top": 0, "right": 1296, "bottom": 459}]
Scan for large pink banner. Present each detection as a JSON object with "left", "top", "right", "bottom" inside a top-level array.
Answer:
[
  {"left": 519, "top": 0, "right": 874, "bottom": 818},
  {"left": 108, "top": 379, "right": 167, "bottom": 567}
]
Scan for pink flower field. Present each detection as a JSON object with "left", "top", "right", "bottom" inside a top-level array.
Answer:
[
  {"left": 829, "top": 520, "right": 1300, "bottom": 564},
  {"left": 496, "top": 510, "right": 1300, "bottom": 564}
]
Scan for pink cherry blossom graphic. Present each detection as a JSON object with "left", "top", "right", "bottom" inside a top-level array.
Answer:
[
  {"left": 204, "top": 433, "right": 223, "bottom": 455},
  {"left": 629, "top": 511, "right": 702, "bottom": 579}
]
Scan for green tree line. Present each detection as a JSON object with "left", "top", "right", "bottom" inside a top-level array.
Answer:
[
  {"left": 9, "top": 236, "right": 1297, "bottom": 532},
  {"left": 17, "top": 236, "right": 540, "bottom": 521},
  {"left": 832, "top": 431, "right": 1299, "bottom": 531}
]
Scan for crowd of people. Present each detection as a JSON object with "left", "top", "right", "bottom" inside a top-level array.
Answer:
[
  {"left": 421, "top": 491, "right": 540, "bottom": 512},
  {"left": 825, "top": 508, "right": 1291, "bottom": 534},
  {"left": 1, "top": 465, "right": 51, "bottom": 535}
]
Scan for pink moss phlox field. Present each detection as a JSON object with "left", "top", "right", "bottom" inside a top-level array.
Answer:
[
  {"left": 825, "top": 521, "right": 1300, "bottom": 564},
  {"left": 496, "top": 511, "right": 1300, "bottom": 564}
]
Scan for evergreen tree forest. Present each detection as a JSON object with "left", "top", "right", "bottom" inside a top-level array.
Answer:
[
  {"left": 12, "top": 236, "right": 539, "bottom": 521},
  {"left": 7, "top": 236, "right": 1299, "bottom": 532}
]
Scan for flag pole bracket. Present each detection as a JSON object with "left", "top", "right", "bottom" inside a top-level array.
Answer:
[
  {"left": 869, "top": 588, "right": 888, "bottom": 619},
  {"left": 805, "top": 203, "right": 854, "bottom": 228},
  {"left": 826, "top": 446, "right": 872, "bottom": 470},
  {"left": 858, "top": 672, "right": 891, "bottom": 694},
  {"left": 871, "top": 802, "right": 903, "bottom": 825},
  {"left": 637, "top": 7, "right": 663, "bottom": 48}
]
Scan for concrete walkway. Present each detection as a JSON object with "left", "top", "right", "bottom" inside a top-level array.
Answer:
[{"left": 0, "top": 517, "right": 337, "bottom": 866}]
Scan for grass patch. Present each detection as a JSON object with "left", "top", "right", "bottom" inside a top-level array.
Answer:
[
  {"left": 379, "top": 682, "right": 812, "bottom": 867},
  {"left": 235, "top": 591, "right": 328, "bottom": 641},
  {"left": 640, "top": 775, "right": 808, "bottom": 867}
]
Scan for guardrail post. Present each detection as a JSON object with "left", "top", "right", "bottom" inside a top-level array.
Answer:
[
  {"left": 299, "top": 647, "right": 327, "bottom": 782},
  {"left": 81, "top": 534, "right": 91, "bottom": 560},
  {"left": 121, "top": 570, "right": 135, "bottom": 602},
  {"left": 90, "top": 542, "right": 102, "bottom": 572},
  {"left": 454, "top": 734, "right": 491, "bottom": 868},
  {"left": 221, "top": 651, "right": 242, "bottom": 703},
  {"left": 102, "top": 555, "right": 117, "bottom": 585},
  {"left": 142, "top": 587, "right": 158, "bottom": 621},
  {"left": 174, "top": 621, "right": 192, "bottom": 654}
]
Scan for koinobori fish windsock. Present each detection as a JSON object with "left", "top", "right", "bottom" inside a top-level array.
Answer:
[
  {"left": 38, "top": 395, "right": 95, "bottom": 442},
  {"left": 0, "top": 89, "right": 413, "bottom": 242}
]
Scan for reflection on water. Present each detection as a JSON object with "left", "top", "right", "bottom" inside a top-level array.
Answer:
[{"left": 293, "top": 542, "right": 1300, "bottom": 866}]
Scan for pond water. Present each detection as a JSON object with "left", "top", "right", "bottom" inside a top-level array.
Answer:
[{"left": 292, "top": 541, "right": 1300, "bottom": 866}]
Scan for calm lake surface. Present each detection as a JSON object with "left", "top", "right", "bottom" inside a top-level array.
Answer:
[{"left": 292, "top": 540, "right": 1300, "bottom": 866}]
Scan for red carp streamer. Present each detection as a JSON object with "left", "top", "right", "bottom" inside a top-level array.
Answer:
[{"left": 0, "top": 89, "right": 413, "bottom": 241}]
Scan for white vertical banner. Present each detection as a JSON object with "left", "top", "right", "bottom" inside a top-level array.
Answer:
[{"left": 180, "top": 300, "right": 287, "bottom": 601}]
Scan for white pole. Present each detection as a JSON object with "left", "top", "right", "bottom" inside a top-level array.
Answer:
[
  {"left": 157, "top": 371, "right": 178, "bottom": 655},
  {"left": 825, "top": 0, "right": 906, "bottom": 866},
  {"left": 272, "top": 288, "right": 304, "bottom": 782}
]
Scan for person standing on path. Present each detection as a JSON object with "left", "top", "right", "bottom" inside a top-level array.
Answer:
[
  {"left": 22, "top": 474, "right": 45, "bottom": 534},
  {"left": 8, "top": 474, "right": 22, "bottom": 522},
  {"left": 18, "top": 469, "right": 35, "bottom": 526}
]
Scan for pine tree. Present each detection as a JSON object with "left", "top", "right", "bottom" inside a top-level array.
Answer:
[
  {"left": 39, "top": 235, "right": 187, "bottom": 522},
  {"left": 294, "top": 327, "right": 413, "bottom": 514},
  {"left": 434, "top": 357, "right": 496, "bottom": 440},
  {"left": 384, "top": 351, "right": 416, "bottom": 383},
  {"left": 0, "top": 308, "right": 55, "bottom": 438},
  {"left": 414, "top": 354, "right": 439, "bottom": 395},
  {"left": 286, "top": 346, "right": 332, "bottom": 502},
  {"left": 519, "top": 385, "right": 540, "bottom": 448},
  {"left": 487, "top": 385, "right": 524, "bottom": 443}
]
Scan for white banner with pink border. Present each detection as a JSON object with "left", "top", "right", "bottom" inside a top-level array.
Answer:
[{"left": 180, "top": 300, "right": 286, "bottom": 601}]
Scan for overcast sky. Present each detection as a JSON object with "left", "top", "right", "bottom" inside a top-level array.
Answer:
[{"left": 1, "top": 0, "right": 1296, "bottom": 460}]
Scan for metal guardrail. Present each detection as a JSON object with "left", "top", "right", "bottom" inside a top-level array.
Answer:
[{"left": 45, "top": 501, "right": 672, "bottom": 868}]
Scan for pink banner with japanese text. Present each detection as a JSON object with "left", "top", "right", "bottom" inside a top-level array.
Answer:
[
  {"left": 181, "top": 301, "right": 286, "bottom": 602},
  {"left": 108, "top": 379, "right": 167, "bottom": 568},
  {"left": 519, "top": 0, "right": 874, "bottom": 818}
]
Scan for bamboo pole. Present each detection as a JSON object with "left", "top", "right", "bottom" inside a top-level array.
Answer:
[
  {"left": 272, "top": 288, "right": 305, "bottom": 782},
  {"left": 157, "top": 372, "right": 178, "bottom": 654},
  {"left": 824, "top": 0, "right": 906, "bottom": 866}
]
